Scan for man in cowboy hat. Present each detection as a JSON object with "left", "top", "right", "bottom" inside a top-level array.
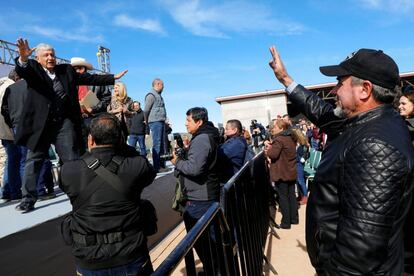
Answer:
[
  {"left": 71, "top": 57, "right": 113, "bottom": 147},
  {"left": 71, "top": 57, "right": 93, "bottom": 72}
]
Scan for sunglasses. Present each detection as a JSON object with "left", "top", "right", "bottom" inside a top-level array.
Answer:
[{"left": 401, "top": 79, "right": 414, "bottom": 94}]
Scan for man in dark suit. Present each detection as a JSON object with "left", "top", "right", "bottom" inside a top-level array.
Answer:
[
  {"left": 2, "top": 71, "right": 57, "bottom": 201},
  {"left": 13, "top": 38, "right": 127, "bottom": 212}
]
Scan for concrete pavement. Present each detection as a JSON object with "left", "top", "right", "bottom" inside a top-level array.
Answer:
[{"left": 151, "top": 204, "right": 316, "bottom": 276}]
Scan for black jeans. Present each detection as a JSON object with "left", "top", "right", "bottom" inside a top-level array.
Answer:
[
  {"left": 183, "top": 200, "right": 219, "bottom": 275},
  {"left": 275, "top": 180, "right": 299, "bottom": 226},
  {"left": 22, "top": 118, "right": 79, "bottom": 203}
]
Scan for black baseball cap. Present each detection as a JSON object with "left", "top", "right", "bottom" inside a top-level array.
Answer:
[{"left": 319, "top": 48, "right": 400, "bottom": 89}]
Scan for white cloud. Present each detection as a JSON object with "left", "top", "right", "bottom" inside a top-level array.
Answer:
[
  {"left": 113, "top": 14, "right": 165, "bottom": 34},
  {"left": 23, "top": 25, "right": 104, "bottom": 43},
  {"left": 358, "top": 0, "right": 381, "bottom": 8},
  {"left": 0, "top": 9, "right": 105, "bottom": 44},
  {"left": 159, "top": 0, "right": 306, "bottom": 38},
  {"left": 355, "top": 0, "right": 414, "bottom": 12}
]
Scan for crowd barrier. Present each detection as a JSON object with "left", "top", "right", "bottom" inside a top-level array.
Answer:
[{"left": 153, "top": 151, "right": 272, "bottom": 275}]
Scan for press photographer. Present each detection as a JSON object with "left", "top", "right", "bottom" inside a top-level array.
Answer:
[
  {"left": 60, "top": 113, "right": 156, "bottom": 275},
  {"left": 250, "top": 119, "right": 266, "bottom": 149},
  {"left": 170, "top": 107, "right": 220, "bottom": 274}
]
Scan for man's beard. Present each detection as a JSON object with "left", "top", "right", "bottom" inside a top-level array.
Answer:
[{"left": 333, "top": 101, "right": 347, "bottom": 118}]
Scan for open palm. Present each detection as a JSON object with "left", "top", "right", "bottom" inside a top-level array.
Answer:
[{"left": 16, "top": 38, "right": 35, "bottom": 61}]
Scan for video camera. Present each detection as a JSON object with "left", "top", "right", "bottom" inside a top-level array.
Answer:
[
  {"left": 250, "top": 119, "right": 267, "bottom": 149},
  {"left": 250, "top": 120, "right": 265, "bottom": 137},
  {"left": 160, "top": 133, "right": 186, "bottom": 161}
]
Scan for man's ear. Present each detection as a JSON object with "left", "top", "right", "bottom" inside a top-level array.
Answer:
[
  {"left": 360, "top": 80, "right": 373, "bottom": 100},
  {"left": 197, "top": 120, "right": 204, "bottom": 128},
  {"left": 87, "top": 134, "right": 94, "bottom": 150}
]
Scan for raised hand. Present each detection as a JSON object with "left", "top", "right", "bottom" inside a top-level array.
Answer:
[
  {"left": 16, "top": 38, "right": 35, "bottom": 62},
  {"left": 114, "top": 69, "right": 128, "bottom": 80},
  {"left": 268, "top": 45, "right": 293, "bottom": 87}
]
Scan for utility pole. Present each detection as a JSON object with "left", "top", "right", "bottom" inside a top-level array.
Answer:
[{"left": 96, "top": 46, "right": 110, "bottom": 73}]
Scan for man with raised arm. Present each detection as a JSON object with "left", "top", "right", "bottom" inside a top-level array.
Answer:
[
  {"left": 13, "top": 38, "right": 127, "bottom": 212},
  {"left": 268, "top": 46, "right": 414, "bottom": 275}
]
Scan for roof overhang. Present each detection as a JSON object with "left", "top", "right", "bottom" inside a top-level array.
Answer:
[{"left": 216, "top": 71, "right": 414, "bottom": 104}]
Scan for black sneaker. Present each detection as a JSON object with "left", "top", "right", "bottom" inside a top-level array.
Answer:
[
  {"left": 38, "top": 192, "right": 56, "bottom": 201},
  {"left": 15, "top": 202, "right": 35, "bottom": 213},
  {"left": 280, "top": 223, "right": 291, "bottom": 229}
]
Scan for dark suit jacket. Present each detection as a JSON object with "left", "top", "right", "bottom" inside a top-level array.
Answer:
[
  {"left": 1, "top": 79, "right": 30, "bottom": 129},
  {"left": 14, "top": 58, "right": 115, "bottom": 151}
]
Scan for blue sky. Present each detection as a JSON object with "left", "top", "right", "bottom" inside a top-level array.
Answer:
[{"left": 1, "top": 0, "right": 414, "bottom": 132}]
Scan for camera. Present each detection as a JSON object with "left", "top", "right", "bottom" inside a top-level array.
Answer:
[
  {"left": 160, "top": 133, "right": 186, "bottom": 161},
  {"left": 250, "top": 120, "right": 264, "bottom": 137}
]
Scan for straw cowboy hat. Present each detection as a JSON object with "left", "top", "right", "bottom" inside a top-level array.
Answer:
[{"left": 70, "top": 57, "right": 93, "bottom": 70}]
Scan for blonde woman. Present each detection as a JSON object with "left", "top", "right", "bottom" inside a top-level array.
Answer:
[
  {"left": 107, "top": 82, "right": 133, "bottom": 122},
  {"left": 291, "top": 128, "right": 310, "bottom": 204},
  {"left": 264, "top": 119, "right": 298, "bottom": 229}
]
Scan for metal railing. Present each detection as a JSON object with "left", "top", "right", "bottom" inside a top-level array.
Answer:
[
  {"left": 153, "top": 151, "right": 273, "bottom": 275},
  {"left": 0, "top": 39, "right": 105, "bottom": 73},
  {"left": 153, "top": 202, "right": 235, "bottom": 276}
]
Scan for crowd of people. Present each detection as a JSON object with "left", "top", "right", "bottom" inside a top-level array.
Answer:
[{"left": 0, "top": 36, "right": 413, "bottom": 275}]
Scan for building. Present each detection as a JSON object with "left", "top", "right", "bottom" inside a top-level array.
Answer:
[
  {"left": 216, "top": 89, "right": 287, "bottom": 129},
  {"left": 215, "top": 71, "right": 414, "bottom": 128}
]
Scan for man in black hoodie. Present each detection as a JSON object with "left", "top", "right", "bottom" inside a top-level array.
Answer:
[{"left": 171, "top": 107, "right": 220, "bottom": 274}]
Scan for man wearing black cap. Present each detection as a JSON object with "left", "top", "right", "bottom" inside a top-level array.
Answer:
[{"left": 269, "top": 46, "right": 414, "bottom": 275}]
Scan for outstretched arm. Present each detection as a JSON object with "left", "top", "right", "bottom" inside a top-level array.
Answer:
[
  {"left": 114, "top": 70, "right": 128, "bottom": 80},
  {"left": 268, "top": 46, "right": 294, "bottom": 88}
]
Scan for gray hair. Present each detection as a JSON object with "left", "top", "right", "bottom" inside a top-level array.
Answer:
[
  {"left": 152, "top": 78, "right": 163, "bottom": 87},
  {"left": 8, "top": 69, "right": 20, "bottom": 82},
  {"left": 35, "top": 43, "right": 54, "bottom": 57},
  {"left": 351, "top": 76, "right": 396, "bottom": 104}
]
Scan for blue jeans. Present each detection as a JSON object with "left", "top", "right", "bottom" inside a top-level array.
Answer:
[
  {"left": 148, "top": 121, "right": 165, "bottom": 172},
  {"left": 76, "top": 254, "right": 153, "bottom": 276},
  {"left": 296, "top": 162, "right": 308, "bottom": 196},
  {"left": 1, "top": 139, "right": 23, "bottom": 199},
  {"left": 128, "top": 134, "right": 146, "bottom": 157}
]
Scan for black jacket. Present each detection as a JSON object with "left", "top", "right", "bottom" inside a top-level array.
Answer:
[
  {"left": 129, "top": 109, "right": 147, "bottom": 135},
  {"left": 89, "top": 85, "right": 112, "bottom": 114},
  {"left": 290, "top": 85, "right": 414, "bottom": 275},
  {"left": 404, "top": 118, "right": 414, "bottom": 272},
  {"left": 60, "top": 146, "right": 156, "bottom": 270},
  {"left": 14, "top": 58, "right": 114, "bottom": 151},
  {"left": 1, "top": 79, "right": 31, "bottom": 128},
  {"left": 175, "top": 121, "right": 220, "bottom": 201}
]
